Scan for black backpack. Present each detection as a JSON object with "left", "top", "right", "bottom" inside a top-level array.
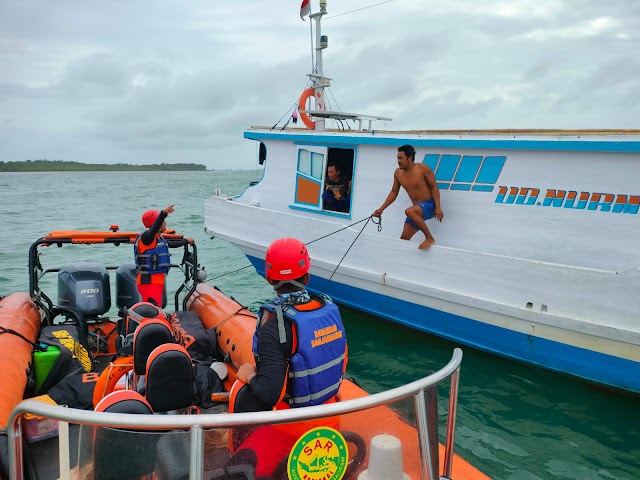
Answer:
[{"left": 36, "top": 325, "right": 94, "bottom": 395}]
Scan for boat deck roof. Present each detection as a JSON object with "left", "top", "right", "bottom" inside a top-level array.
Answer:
[{"left": 249, "top": 127, "right": 640, "bottom": 136}]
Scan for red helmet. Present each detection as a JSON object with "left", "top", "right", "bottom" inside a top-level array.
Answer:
[
  {"left": 142, "top": 209, "right": 160, "bottom": 228},
  {"left": 265, "top": 238, "right": 310, "bottom": 281}
]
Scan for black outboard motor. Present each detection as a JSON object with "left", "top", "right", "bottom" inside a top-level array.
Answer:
[
  {"left": 116, "top": 262, "right": 142, "bottom": 311},
  {"left": 58, "top": 262, "right": 111, "bottom": 318},
  {"left": 116, "top": 262, "right": 166, "bottom": 310}
]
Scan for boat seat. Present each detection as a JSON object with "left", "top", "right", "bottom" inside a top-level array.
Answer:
[
  {"left": 125, "top": 302, "right": 167, "bottom": 335},
  {"left": 145, "top": 344, "right": 194, "bottom": 413},
  {"left": 91, "top": 390, "right": 157, "bottom": 480},
  {"left": 95, "top": 389, "right": 154, "bottom": 414},
  {"left": 117, "top": 301, "right": 168, "bottom": 356},
  {"left": 133, "top": 319, "right": 175, "bottom": 376}
]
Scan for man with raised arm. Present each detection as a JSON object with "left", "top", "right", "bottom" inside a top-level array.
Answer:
[
  {"left": 134, "top": 205, "right": 193, "bottom": 307},
  {"left": 373, "top": 144, "right": 443, "bottom": 249}
]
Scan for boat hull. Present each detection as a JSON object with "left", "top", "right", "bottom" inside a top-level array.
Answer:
[
  {"left": 204, "top": 129, "right": 640, "bottom": 394},
  {"left": 246, "top": 254, "right": 640, "bottom": 393}
]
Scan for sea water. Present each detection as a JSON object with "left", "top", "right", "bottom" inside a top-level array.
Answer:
[{"left": 0, "top": 170, "right": 638, "bottom": 480}]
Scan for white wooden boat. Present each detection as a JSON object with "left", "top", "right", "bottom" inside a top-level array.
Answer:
[{"left": 204, "top": 2, "right": 640, "bottom": 393}]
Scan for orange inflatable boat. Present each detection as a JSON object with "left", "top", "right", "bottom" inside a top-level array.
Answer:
[
  {"left": 187, "top": 284, "right": 490, "bottom": 480},
  {"left": 0, "top": 293, "right": 42, "bottom": 429},
  {"left": 4, "top": 231, "right": 489, "bottom": 480}
]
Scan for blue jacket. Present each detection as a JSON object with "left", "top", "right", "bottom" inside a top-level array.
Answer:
[
  {"left": 256, "top": 295, "right": 347, "bottom": 407},
  {"left": 134, "top": 234, "right": 171, "bottom": 275}
]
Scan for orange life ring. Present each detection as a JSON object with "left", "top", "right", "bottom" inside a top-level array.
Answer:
[
  {"left": 298, "top": 88, "right": 316, "bottom": 130},
  {"left": 92, "top": 356, "right": 134, "bottom": 408}
]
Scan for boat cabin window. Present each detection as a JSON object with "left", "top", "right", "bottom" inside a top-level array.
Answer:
[
  {"left": 292, "top": 146, "right": 355, "bottom": 217},
  {"left": 423, "top": 153, "right": 506, "bottom": 191},
  {"left": 322, "top": 149, "right": 354, "bottom": 214}
]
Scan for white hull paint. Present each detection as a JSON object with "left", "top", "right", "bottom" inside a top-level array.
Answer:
[{"left": 205, "top": 129, "right": 640, "bottom": 392}]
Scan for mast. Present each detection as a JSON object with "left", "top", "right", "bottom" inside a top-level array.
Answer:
[
  {"left": 308, "top": 0, "right": 330, "bottom": 131},
  {"left": 299, "top": 1, "right": 390, "bottom": 131}
]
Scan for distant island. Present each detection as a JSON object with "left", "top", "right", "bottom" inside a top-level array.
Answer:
[{"left": 0, "top": 160, "right": 207, "bottom": 172}]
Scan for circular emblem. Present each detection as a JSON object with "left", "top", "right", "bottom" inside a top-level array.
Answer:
[{"left": 288, "top": 427, "right": 349, "bottom": 480}]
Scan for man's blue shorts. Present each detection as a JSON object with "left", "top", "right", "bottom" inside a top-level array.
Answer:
[{"left": 405, "top": 199, "right": 435, "bottom": 228}]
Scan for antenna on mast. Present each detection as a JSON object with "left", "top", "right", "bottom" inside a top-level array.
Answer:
[{"left": 297, "top": 0, "right": 392, "bottom": 131}]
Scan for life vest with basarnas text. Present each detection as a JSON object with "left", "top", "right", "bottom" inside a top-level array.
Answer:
[{"left": 255, "top": 294, "right": 347, "bottom": 408}]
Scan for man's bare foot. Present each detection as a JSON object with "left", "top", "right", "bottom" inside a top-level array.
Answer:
[{"left": 419, "top": 238, "right": 435, "bottom": 250}]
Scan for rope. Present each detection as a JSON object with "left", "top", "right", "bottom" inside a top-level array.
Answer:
[
  {"left": 207, "top": 215, "right": 381, "bottom": 281},
  {"left": 329, "top": 215, "right": 380, "bottom": 280},
  {"left": 327, "top": 87, "right": 343, "bottom": 113},
  {"left": 271, "top": 101, "right": 298, "bottom": 131},
  {"left": 206, "top": 265, "right": 254, "bottom": 282},
  {"left": 212, "top": 306, "right": 255, "bottom": 331},
  {"left": 326, "top": 88, "right": 355, "bottom": 129},
  {"left": 99, "top": 360, "right": 134, "bottom": 400},
  {"left": 0, "top": 327, "right": 46, "bottom": 352},
  {"left": 271, "top": 80, "right": 312, "bottom": 130},
  {"left": 324, "top": 0, "right": 395, "bottom": 20},
  {"left": 306, "top": 216, "right": 374, "bottom": 245}
]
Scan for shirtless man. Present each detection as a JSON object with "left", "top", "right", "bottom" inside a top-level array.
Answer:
[{"left": 373, "top": 144, "right": 443, "bottom": 249}]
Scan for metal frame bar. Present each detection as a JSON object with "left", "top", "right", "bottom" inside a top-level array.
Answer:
[
  {"left": 27, "top": 234, "right": 201, "bottom": 319},
  {"left": 10, "top": 348, "right": 462, "bottom": 479},
  {"left": 442, "top": 367, "right": 461, "bottom": 479},
  {"left": 189, "top": 425, "right": 204, "bottom": 480}
]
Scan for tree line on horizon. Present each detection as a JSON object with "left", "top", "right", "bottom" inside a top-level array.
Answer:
[{"left": 0, "top": 159, "right": 207, "bottom": 172}]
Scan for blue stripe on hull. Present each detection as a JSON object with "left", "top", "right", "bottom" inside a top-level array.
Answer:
[
  {"left": 244, "top": 131, "right": 640, "bottom": 153},
  {"left": 247, "top": 255, "right": 640, "bottom": 394}
]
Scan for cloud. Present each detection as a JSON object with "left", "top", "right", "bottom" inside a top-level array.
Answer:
[{"left": 1, "top": 0, "right": 639, "bottom": 169}]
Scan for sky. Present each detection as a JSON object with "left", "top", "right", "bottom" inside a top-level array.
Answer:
[{"left": 1, "top": 0, "right": 638, "bottom": 170}]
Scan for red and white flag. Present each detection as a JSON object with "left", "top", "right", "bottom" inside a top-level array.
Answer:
[{"left": 300, "top": 0, "right": 310, "bottom": 20}]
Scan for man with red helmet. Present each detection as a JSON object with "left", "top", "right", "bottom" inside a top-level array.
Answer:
[
  {"left": 228, "top": 238, "right": 348, "bottom": 476},
  {"left": 134, "top": 205, "right": 193, "bottom": 307}
]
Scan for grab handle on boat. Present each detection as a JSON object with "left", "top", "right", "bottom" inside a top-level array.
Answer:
[{"left": 210, "top": 392, "right": 230, "bottom": 403}]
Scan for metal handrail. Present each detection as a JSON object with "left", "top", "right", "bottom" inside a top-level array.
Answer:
[
  {"left": 27, "top": 233, "right": 202, "bottom": 321},
  {"left": 10, "top": 348, "right": 463, "bottom": 480}
]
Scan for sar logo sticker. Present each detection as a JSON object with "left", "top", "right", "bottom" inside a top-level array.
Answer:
[{"left": 288, "top": 427, "right": 349, "bottom": 480}]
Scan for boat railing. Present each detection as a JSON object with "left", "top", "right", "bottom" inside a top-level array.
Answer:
[
  {"left": 9, "top": 348, "right": 463, "bottom": 480},
  {"left": 27, "top": 232, "right": 202, "bottom": 316}
]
